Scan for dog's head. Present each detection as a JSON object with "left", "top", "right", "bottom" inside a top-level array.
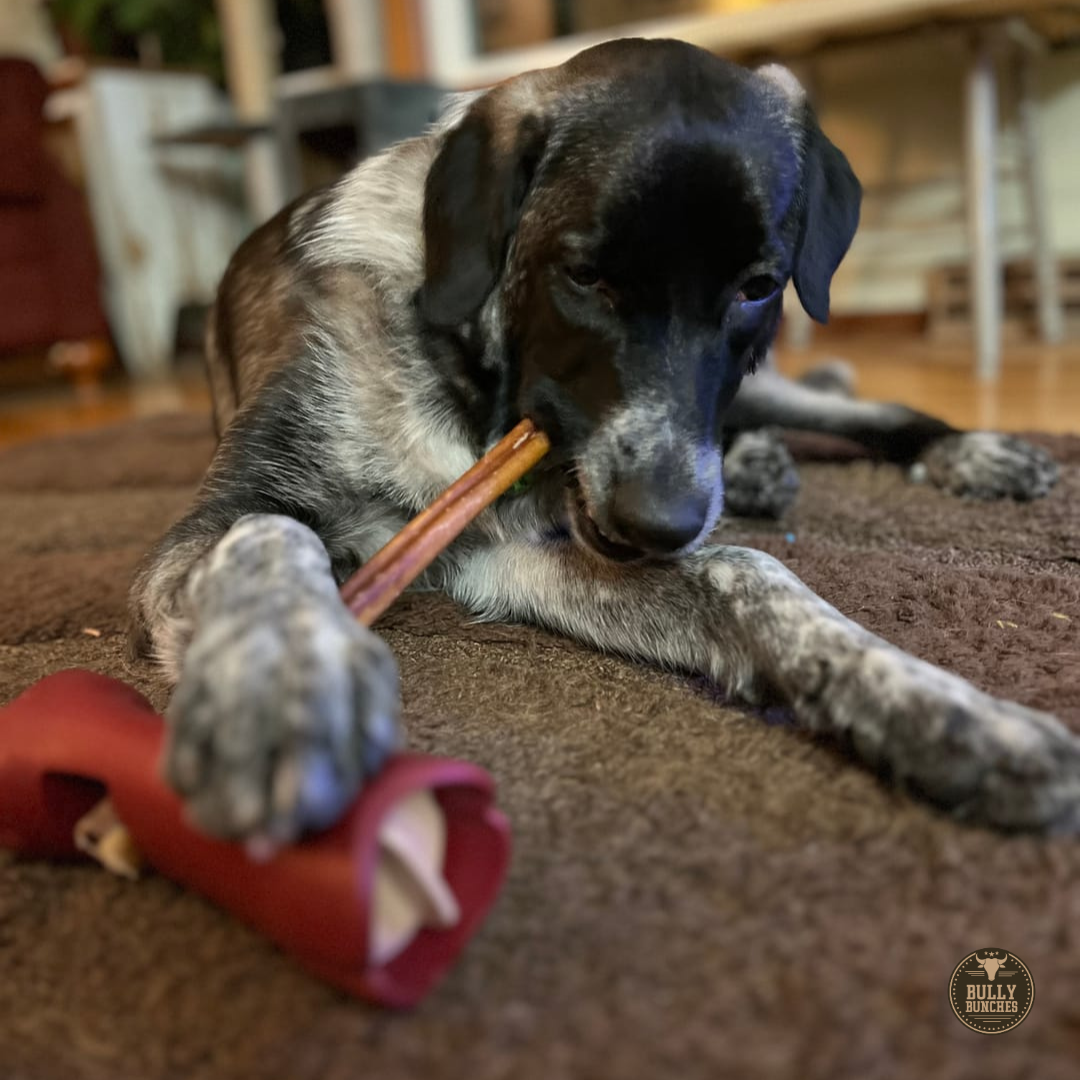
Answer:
[{"left": 420, "top": 38, "right": 860, "bottom": 560}]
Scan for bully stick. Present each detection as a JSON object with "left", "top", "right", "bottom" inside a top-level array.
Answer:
[{"left": 340, "top": 417, "right": 551, "bottom": 625}]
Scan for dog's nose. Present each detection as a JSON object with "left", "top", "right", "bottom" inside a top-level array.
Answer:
[{"left": 607, "top": 482, "right": 711, "bottom": 553}]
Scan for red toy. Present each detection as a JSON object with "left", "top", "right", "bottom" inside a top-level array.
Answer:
[{"left": 0, "top": 669, "right": 510, "bottom": 1008}]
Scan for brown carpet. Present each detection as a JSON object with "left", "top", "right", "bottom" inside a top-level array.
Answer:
[{"left": 2, "top": 413, "right": 1079, "bottom": 1080}]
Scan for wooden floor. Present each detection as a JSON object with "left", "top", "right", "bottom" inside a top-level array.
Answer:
[
  {"left": 1, "top": 333, "right": 1078, "bottom": 450},
  {"left": 774, "top": 334, "right": 1080, "bottom": 434},
  {"left": 0, "top": 362, "right": 212, "bottom": 450}
]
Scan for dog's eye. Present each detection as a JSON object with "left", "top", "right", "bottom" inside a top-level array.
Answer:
[
  {"left": 736, "top": 276, "right": 779, "bottom": 304},
  {"left": 565, "top": 264, "right": 601, "bottom": 288}
]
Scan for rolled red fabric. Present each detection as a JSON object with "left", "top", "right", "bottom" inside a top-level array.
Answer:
[{"left": 0, "top": 669, "right": 510, "bottom": 1008}]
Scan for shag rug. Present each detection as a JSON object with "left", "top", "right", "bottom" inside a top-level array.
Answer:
[{"left": 1, "top": 413, "right": 1079, "bottom": 1080}]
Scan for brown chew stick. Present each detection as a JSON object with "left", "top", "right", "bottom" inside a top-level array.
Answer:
[{"left": 340, "top": 418, "right": 551, "bottom": 626}]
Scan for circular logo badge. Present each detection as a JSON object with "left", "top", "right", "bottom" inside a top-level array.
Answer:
[{"left": 949, "top": 948, "right": 1034, "bottom": 1034}]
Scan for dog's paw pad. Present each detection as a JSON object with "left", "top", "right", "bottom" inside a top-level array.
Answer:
[
  {"left": 918, "top": 432, "right": 1059, "bottom": 500},
  {"left": 723, "top": 430, "right": 800, "bottom": 519}
]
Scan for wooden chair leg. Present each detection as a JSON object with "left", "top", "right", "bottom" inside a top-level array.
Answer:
[{"left": 48, "top": 337, "right": 114, "bottom": 402}]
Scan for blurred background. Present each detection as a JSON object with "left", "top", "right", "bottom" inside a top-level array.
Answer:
[{"left": 1, "top": 0, "right": 1078, "bottom": 447}]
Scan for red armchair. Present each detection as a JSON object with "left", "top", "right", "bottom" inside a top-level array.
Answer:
[{"left": 0, "top": 57, "right": 108, "bottom": 358}]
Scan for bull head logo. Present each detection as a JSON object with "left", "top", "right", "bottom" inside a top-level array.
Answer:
[{"left": 975, "top": 951, "right": 1008, "bottom": 982}]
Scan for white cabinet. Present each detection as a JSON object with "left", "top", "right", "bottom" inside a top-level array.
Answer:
[{"left": 49, "top": 69, "right": 250, "bottom": 378}]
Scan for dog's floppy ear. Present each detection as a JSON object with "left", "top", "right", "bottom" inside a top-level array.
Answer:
[
  {"left": 420, "top": 104, "right": 548, "bottom": 329},
  {"left": 791, "top": 108, "right": 861, "bottom": 324}
]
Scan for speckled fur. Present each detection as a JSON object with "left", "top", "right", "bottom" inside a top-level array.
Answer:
[{"left": 130, "top": 40, "right": 1075, "bottom": 845}]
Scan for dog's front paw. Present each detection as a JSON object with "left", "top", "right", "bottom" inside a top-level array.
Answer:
[
  {"left": 164, "top": 596, "right": 401, "bottom": 848},
  {"left": 916, "top": 432, "right": 1059, "bottom": 500},
  {"left": 722, "top": 430, "right": 801, "bottom": 519},
  {"left": 901, "top": 693, "right": 1080, "bottom": 834},
  {"left": 840, "top": 651, "right": 1080, "bottom": 833}
]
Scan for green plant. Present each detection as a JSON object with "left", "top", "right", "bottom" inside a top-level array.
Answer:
[{"left": 49, "top": 0, "right": 224, "bottom": 80}]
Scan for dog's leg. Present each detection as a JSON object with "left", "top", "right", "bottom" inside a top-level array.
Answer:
[
  {"left": 794, "top": 358, "right": 857, "bottom": 398},
  {"left": 129, "top": 354, "right": 410, "bottom": 846},
  {"left": 131, "top": 512, "right": 401, "bottom": 847},
  {"left": 452, "top": 541, "right": 1080, "bottom": 832},
  {"left": 728, "top": 364, "right": 1058, "bottom": 500}
]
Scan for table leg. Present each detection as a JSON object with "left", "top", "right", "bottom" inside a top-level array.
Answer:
[
  {"left": 1015, "top": 46, "right": 1065, "bottom": 344},
  {"left": 965, "top": 29, "right": 1003, "bottom": 382}
]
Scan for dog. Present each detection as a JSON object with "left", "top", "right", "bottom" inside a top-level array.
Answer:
[{"left": 131, "top": 38, "right": 1077, "bottom": 853}]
